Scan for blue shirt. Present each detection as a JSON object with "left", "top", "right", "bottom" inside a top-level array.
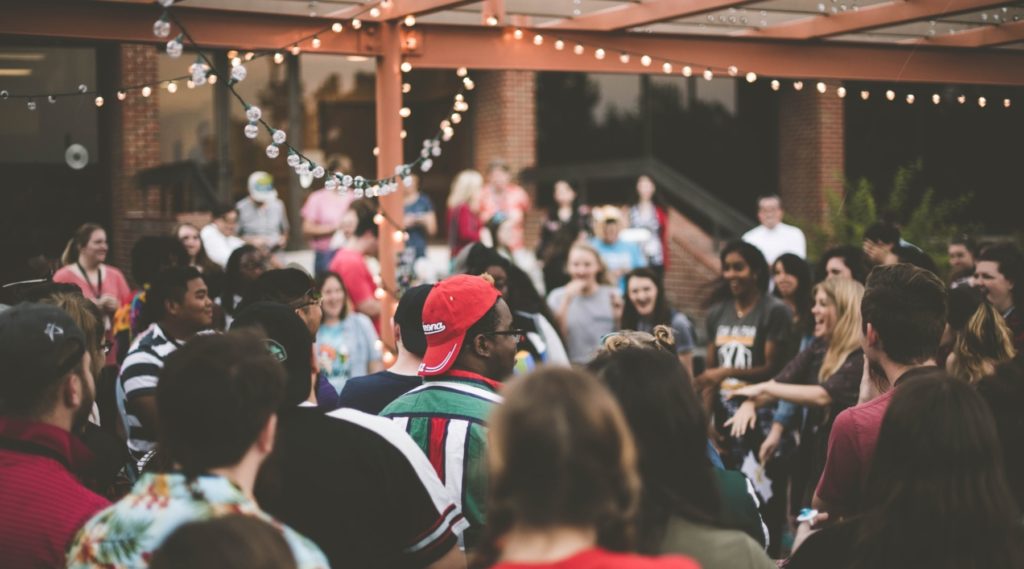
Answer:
[
  {"left": 590, "top": 237, "right": 645, "bottom": 291},
  {"left": 337, "top": 370, "right": 423, "bottom": 415},
  {"left": 404, "top": 194, "right": 434, "bottom": 259},
  {"left": 316, "top": 314, "right": 381, "bottom": 395}
]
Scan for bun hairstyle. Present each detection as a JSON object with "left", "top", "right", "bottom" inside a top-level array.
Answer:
[{"left": 600, "top": 326, "right": 676, "bottom": 354}]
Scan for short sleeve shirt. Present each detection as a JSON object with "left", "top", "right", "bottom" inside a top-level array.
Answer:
[
  {"left": 328, "top": 248, "right": 379, "bottom": 330},
  {"left": 236, "top": 196, "right": 289, "bottom": 245},
  {"left": 590, "top": 237, "right": 646, "bottom": 290},
  {"left": 705, "top": 295, "right": 792, "bottom": 371},
  {"left": 301, "top": 188, "right": 352, "bottom": 251},
  {"left": 53, "top": 264, "right": 133, "bottom": 306},
  {"left": 116, "top": 324, "right": 182, "bottom": 458},
  {"left": 547, "top": 284, "right": 619, "bottom": 364},
  {"left": 315, "top": 314, "right": 381, "bottom": 395},
  {"left": 67, "top": 473, "right": 328, "bottom": 569}
]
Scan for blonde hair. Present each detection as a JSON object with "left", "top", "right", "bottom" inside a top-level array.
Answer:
[
  {"left": 567, "top": 241, "right": 611, "bottom": 285},
  {"left": 600, "top": 326, "right": 675, "bottom": 354},
  {"left": 815, "top": 277, "right": 865, "bottom": 381},
  {"left": 949, "top": 302, "right": 1017, "bottom": 383},
  {"left": 447, "top": 169, "right": 483, "bottom": 209}
]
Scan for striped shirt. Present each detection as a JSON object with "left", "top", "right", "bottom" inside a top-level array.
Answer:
[
  {"left": 380, "top": 370, "right": 502, "bottom": 546},
  {"left": 116, "top": 323, "right": 182, "bottom": 457}
]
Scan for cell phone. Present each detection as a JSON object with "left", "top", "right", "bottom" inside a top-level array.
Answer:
[{"left": 796, "top": 508, "right": 818, "bottom": 523}]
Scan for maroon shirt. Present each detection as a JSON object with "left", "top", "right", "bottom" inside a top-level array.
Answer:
[
  {"left": 0, "top": 417, "right": 109, "bottom": 569},
  {"left": 814, "top": 366, "right": 937, "bottom": 516}
]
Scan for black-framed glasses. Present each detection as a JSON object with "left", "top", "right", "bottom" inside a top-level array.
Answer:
[{"left": 486, "top": 329, "right": 527, "bottom": 343}]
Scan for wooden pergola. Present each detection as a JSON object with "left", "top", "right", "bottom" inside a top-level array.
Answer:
[{"left": 4, "top": 0, "right": 1023, "bottom": 346}]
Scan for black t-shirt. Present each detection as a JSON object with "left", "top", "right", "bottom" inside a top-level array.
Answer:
[
  {"left": 336, "top": 371, "right": 422, "bottom": 415},
  {"left": 255, "top": 406, "right": 466, "bottom": 569}
]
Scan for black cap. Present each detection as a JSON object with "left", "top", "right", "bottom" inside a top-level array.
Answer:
[
  {"left": 230, "top": 302, "right": 312, "bottom": 409},
  {"left": 0, "top": 303, "right": 86, "bottom": 413},
  {"left": 394, "top": 284, "right": 433, "bottom": 358}
]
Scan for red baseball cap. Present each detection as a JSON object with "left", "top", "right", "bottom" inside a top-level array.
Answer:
[{"left": 418, "top": 274, "right": 502, "bottom": 376}]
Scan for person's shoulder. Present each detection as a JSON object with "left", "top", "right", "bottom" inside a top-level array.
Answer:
[
  {"left": 742, "top": 225, "right": 765, "bottom": 240},
  {"left": 52, "top": 265, "right": 77, "bottom": 281},
  {"left": 671, "top": 311, "right": 693, "bottom": 328},
  {"left": 585, "top": 549, "right": 700, "bottom": 569},
  {"left": 779, "top": 221, "right": 806, "bottom": 235},
  {"left": 103, "top": 265, "right": 128, "bottom": 281}
]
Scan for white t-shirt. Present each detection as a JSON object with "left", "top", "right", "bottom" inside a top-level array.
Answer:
[
  {"left": 200, "top": 223, "right": 245, "bottom": 268},
  {"left": 742, "top": 222, "right": 806, "bottom": 265}
]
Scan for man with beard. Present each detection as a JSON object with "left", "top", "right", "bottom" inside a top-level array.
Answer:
[{"left": 0, "top": 304, "right": 109, "bottom": 569}]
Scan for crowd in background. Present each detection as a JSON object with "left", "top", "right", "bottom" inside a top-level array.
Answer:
[{"left": 2, "top": 161, "right": 1024, "bottom": 569}]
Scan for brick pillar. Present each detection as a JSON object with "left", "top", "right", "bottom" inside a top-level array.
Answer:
[
  {"left": 109, "top": 44, "right": 167, "bottom": 281},
  {"left": 663, "top": 208, "right": 722, "bottom": 332},
  {"left": 471, "top": 70, "right": 536, "bottom": 180},
  {"left": 777, "top": 87, "right": 844, "bottom": 225},
  {"left": 470, "top": 70, "right": 539, "bottom": 250}
]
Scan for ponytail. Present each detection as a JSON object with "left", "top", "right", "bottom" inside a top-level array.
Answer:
[{"left": 62, "top": 223, "right": 104, "bottom": 266}]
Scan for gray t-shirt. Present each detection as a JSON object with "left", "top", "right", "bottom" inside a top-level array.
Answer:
[
  {"left": 236, "top": 196, "right": 289, "bottom": 248},
  {"left": 705, "top": 295, "right": 792, "bottom": 371},
  {"left": 547, "top": 284, "right": 618, "bottom": 364}
]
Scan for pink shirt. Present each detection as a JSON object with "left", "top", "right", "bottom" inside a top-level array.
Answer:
[
  {"left": 491, "top": 548, "right": 698, "bottom": 569},
  {"left": 53, "top": 264, "right": 133, "bottom": 306},
  {"left": 301, "top": 189, "right": 353, "bottom": 252},
  {"left": 328, "top": 248, "right": 379, "bottom": 332},
  {"left": 480, "top": 183, "right": 530, "bottom": 250}
]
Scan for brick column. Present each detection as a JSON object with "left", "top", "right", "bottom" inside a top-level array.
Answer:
[
  {"left": 777, "top": 87, "right": 844, "bottom": 225},
  {"left": 109, "top": 44, "right": 167, "bottom": 280},
  {"left": 471, "top": 70, "right": 536, "bottom": 179}
]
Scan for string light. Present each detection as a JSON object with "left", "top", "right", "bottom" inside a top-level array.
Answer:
[
  {"left": 905, "top": 93, "right": 915, "bottom": 104},
  {"left": 770, "top": 80, "right": 780, "bottom": 91},
  {"left": 640, "top": 55, "right": 651, "bottom": 67},
  {"left": 957, "top": 95, "right": 966, "bottom": 104},
  {"left": 662, "top": 62, "right": 672, "bottom": 74},
  {"left": 619, "top": 52, "right": 630, "bottom": 64},
  {"left": 682, "top": 66, "right": 692, "bottom": 77},
  {"left": 352, "top": 18, "right": 362, "bottom": 29},
  {"left": 1005, "top": 99, "right": 1012, "bottom": 108},
  {"left": 486, "top": 16, "right": 498, "bottom": 26},
  {"left": 291, "top": 45, "right": 301, "bottom": 56},
  {"left": 861, "top": 90, "right": 870, "bottom": 100},
  {"left": 94, "top": 96, "right": 104, "bottom": 107},
  {"left": 402, "top": 82, "right": 411, "bottom": 93},
  {"left": 573, "top": 44, "right": 584, "bottom": 55},
  {"left": 369, "top": 7, "right": 381, "bottom": 17},
  {"left": 978, "top": 96, "right": 987, "bottom": 108},
  {"left": 533, "top": 34, "right": 543, "bottom": 46},
  {"left": 332, "top": 22, "right": 343, "bottom": 33},
  {"left": 166, "top": 81, "right": 178, "bottom": 93},
  {"left": 311, "top": 36, "right": 322, "bottom": 48},
  {"left": 513, "top": 28, "right": 524, "bottom": 40},
  {"left": 404, "top": 14, "right": 416, "bottom": 27},
  {"left": 141, "top": 85, "right": 152, "bottom": 97},
  {"left": 932, "top": 93, "right": 941, "bottom": 104},
  {"left": 274, "top": 52, "right": 284, "bottom": 64},
  {"left": 793, "top": 81, "right": 804, "bottom": 91},
  {"left": 727, "top": 66, "right": 739, "bottom": 77},
  {"left": 745, "top": 72, "right": 757, "bottom": 83},
  {"left": 456, "top": 67, "right": 468, "bottom": 77},
  {"left": 117, "top": 90, "right": 127, "bottom": 101},
  {"left": 595, "top": 48, "right": 605, "bottom": 60},
  {"left": 703, "top": 68, "right": 713, "bottom": 81},
  {"left": 837, "top": 86, "right": 847, "bottom": 98},
  {"left": 885, "top": 89, "right": 895, "bottom": 101},
  {"left": 399, "top": 106, "right": 411, "bottom": 118},
  {"left": 400, "top": 61, "right": 413, "bottom": 72},
  {"left": 816, "top": 81, "right": 826, "bottom": 94},
  {"left": 555, "top": 40, "right": 565, "bottom": 51}
]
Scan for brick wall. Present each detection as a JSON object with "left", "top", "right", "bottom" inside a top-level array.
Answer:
[
  {"left": 663, "top": 208, "right": 723, "bottom": 337},
  {"left": 109, "top": 44, "right": 173, "bottom": 283},
  {"left": 778, "top": 87, "right": 845, "bottom": 225}
]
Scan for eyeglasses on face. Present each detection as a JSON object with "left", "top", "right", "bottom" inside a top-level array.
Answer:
[{"left": 485, "top": 329, "right": 527, "bottom": 343}]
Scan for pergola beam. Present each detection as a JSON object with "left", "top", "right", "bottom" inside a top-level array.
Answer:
[
  {"left": 540, "top": 0, "right": 758, "bottom": 32},
  {"left": 912, "top": 20, "right": 1024, "bottom": 47},
  {"left": 744, "top": 0, "right": 1009, "bottom": 40},
  {"left": 408, "top": 25, "right": 1024, "bottom": 85},
  {"left": 327, "top": 0, "right": 479, "bottom": 21},
  {"left": 5, "top": 1, "right": 1024, "bottom": 85}
]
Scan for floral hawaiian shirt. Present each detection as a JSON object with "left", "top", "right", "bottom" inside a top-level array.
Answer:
[{"left": 66, "top": 472, "right": 329, "bottom": 569}]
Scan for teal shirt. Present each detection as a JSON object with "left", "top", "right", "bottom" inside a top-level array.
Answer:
[{"left": 67, "top": 473, "right": 329, "bottom": 569}]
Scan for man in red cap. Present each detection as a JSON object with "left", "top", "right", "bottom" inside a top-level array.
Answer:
[{"left": 380, "top": 274, "right": 519, "bottom": 547}]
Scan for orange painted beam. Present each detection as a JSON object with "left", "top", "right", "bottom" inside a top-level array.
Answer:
[
  {"left": 913, "top": 20, "right": 1024, "bottom": 47},
  {"left": 744, "top": 0, "right": 1008, "bottom": 40},
  {"left": 2, "top": 1, "right": 380, "bottom": 55},
  {"left": 375, "top": 21, "right": 404, "bottom": 354},
  {"left": 540, "top": 0, "right": 757, "bottom": 31},
  {"left": 408, "top": 25, "right": 1024, "bottom": 85}
]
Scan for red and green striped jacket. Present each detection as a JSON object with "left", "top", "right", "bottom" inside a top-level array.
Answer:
[{"left": 380, "top": 370, "right": 502, "bottom": 546}]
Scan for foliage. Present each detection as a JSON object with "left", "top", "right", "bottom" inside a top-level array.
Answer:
[{"left": 800, "top": 160, "right": 975, "bottom": 271}]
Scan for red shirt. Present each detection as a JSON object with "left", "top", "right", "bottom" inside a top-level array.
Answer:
[
  {"left": 328, "top": 248, "right": 379, "bottom": 331},
  {"left": 491, "top": 548, "right": 698, "bottom": 569},
  {"left": 815, "top": 366, "right": 939, "bottom": 516},
  {"left": 0, "top": 417, "right": 109, "bottom": 569}
]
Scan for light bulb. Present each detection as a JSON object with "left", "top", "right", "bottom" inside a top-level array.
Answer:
[
  {"left": 932, "top": 94, "right": 941, "bottom": 104},
  {"left": 555, "top": 40, "right": 565, "bottom": 51},
  {"left": 770, "top": 80, "right": 780, "bottom": 91},
  {"left": 231, "top": 56, "right": 242, "bottom": 67},
  {"left": 374, "top": 213, "right": 385, "bottom": 225},
  {"left": 746, "top": 72, "right": 757, "bottom": 83},
  {"left": 906, "top": 94, "right": 915, "bottom": 104},
  {"left": 486, "top": 15, "right": 498, "bottom": 26},
  {"left": 94, "top": 96, "right": 104, "bottom": 107},
  {"left": 816, "top": 82, "right": 826, "bottom": 94},
  {"left": 230, "top": 64, "right": 247, "bottom": 82},
  {"left": 287, "top": 153, "right": 301, "bottom": 167},
  {"left": 272, "top": 130, "right": 287, "bottom": 144},
  {"left": 246, "top": 106, "right": 262, "bottom": 122},
  {"left": 837, "top": 86, "right": 847, "bottom": 98},
  {"left": 369, "top": 7, "right": 381, "bottom": 17},
  {"left": 861, "top": 90, "right": 870, "bottom": 100},
  {"left": 392, "top": 231, "right": 404, "bottom": 244},
  {"left": 728, "top": 65, "right": 739, "bottom": 76},
  {"left": 1004, "top": 98, "right": 1011, "bottom": 108},
  {"left": 703, "top": 68, "right": 714, "bottom": 81},
  {"left": 533, "top": 34, "right": 543, "bottom": 45},
  {"left": 404, "top": 14, "right": 416, "bottom": 27},
  {"left": 312, "top": 165, "right": 325, "bottom": 178},
  {"left": 153, "top": 17, "right": 171, "bottom": 38},
  {"left": 682, "top": 66, "right": 692, "bottom": 77},
  {"left": 595, "top": 48, "right": 605, "bottom": 60},
  {"left": 332, "top": 22, "right": 343, "bottom": 33},
  {"left": 619, "top": 52, "right": 630, "bottom": 64},
  {"left": 463, "top": 78, "right": 475, "bottom": 90},
  {"left": 186, "top": 79, "right": 195, "bottom": 89},
  {"left": 311, "top": 36, "right": 321, "bottom": 48},
  {"left": 207, "top": 74, "right": 217, "bottom": 84},
  {"left": 142, "top": 86, "right": 152, "bottom": 97},
  {"left": 401, "top": 61, "right": 413, "bottom": 72},
  {"left": 117, "top": 90, "right": 127, "bottom": 101},
  {"left": 573, "top": 44, "right": 584, "bottom": 55},
  {"left": 291, "top": 45, "right": 301, "bottom": 56},
  {"left": 640, "top": 54, "right": 651, "bottom": 66},
  {"left": 265, "top": 144, "right": 280, "bottom": 159},
  {"left": 27, "top": 100, "right": 36, "bottom": 111},
  {"left": 662, "top": 62, "right": 672, "bottom": 74},
  {"left": 399, "top": 107, "right": 411, "bottom": 118},
  {"left": 457, "top": 67, "right": 468, "bottom": 77},
  {"left": 402, "top": 83, "right": 411, "bottom": 94},
  {"left": 513, "top": 28, "right": 524, "bottom": 40},
  {"left": 793, "top": 81, "right": 804, "bottom": 91},
  {"left": 244, "top": 123, "right": 260, "bottom": 139},
  {"left": 885, "top": 89, "right": 895, "bottom": 101},
  {"left": 166, "top": 37, "right": 183, "bottom": 58},
  {"left": 245, "top": 52, "right": 255, "bottom": 61},
  {"left": 978, "top": 96, "right": 987, "bottom": 108},
  {"left": 451, "top": 112, "right": 462, "bottom": 124}
]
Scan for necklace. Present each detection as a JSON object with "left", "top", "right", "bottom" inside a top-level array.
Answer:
[{"left": 76, "top": 261, "right": 103, "bottom": 298}]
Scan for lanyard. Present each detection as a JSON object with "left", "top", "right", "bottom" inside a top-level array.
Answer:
[{"left": 76, "top": 262, "right": 103, "bottom": 298}]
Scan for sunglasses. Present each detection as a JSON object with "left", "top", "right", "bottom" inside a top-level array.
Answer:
[{"left": 486, "top": 329, "right": 527, "bottom": 343}]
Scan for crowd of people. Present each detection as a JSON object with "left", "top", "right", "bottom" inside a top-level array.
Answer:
[{"left": 2, "top": 163, "right": 1024, "bottom": 569}]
